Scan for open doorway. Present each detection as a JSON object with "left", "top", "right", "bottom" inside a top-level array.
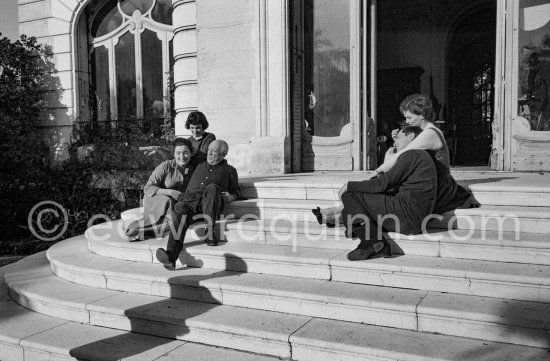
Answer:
[
  {"left": 446, "top": 2, "right": 496, "bottom": 166},
  {"left": 376, "top": 0, "right": 497, "bottom": 168}
]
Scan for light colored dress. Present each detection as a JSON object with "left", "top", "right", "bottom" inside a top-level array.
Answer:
[{"left": 126, "top": 159, "right": 194, "bottom": 238}]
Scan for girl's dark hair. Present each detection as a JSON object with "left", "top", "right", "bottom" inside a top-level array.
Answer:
[
  {"left": 185, "top": 111, "right": 209, "bottom": 130},
  {"left": 399, "top": 94, "right": 434, "bottom": 122},
  {"left": 172, "top": 137, "right": 193, "bottom": 151}
]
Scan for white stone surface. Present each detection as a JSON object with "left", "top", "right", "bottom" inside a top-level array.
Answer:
[
  {"left": 20, "top": 321, "right": 184, "bottom": 361},
  {"left": 173, "top": 1, "right": 196, "bottom": 28},
  {"left": 173, "top": 29, "right": 197, "bottom": 55},
  {"left": 174, "top": 83, "right": 198, "bottom": 110},
  {"left": 417, "top": 292, "right": 550, "bottom": 348},
  {"left": 219, "top": 272, "right": 423, "bottom": 330},
  {"left": 156, "top": 342, "right": 279, "bottom": 361},
  {"left": 5, "top": 253, "right": 119, "bottom": 323},
  {"left": 290, "top": 318, "right": 550, "bottom": 361},
  {"left": 174, "top": 56, "right": 198, "bottom": 83},
  {"left": 183, "top": 242, "right": 341, "bottom": 279},
  {"left": 87, "top": 293, "right": 309, "bottom": 358},
  {"left": 0, "top": 300, "right": 67, "bottom": 347},
  {"left": 18, "top": 1, "right": 51, "bottom": 22},
  {"left": 330, "top": 253, "right": 550, "bottom": 302}
]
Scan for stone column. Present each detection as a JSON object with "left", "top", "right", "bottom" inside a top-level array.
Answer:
[{"left": 172, "top": 0, "right": 198, "bottom": 136}]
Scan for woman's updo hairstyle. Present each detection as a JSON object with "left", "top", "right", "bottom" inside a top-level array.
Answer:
[{"left": 399, "top": 94, "right": 434, "bottom": 122}]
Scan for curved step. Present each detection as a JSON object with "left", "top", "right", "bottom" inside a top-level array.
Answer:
[
  {"left": 4, "top": 252, "right": 309, "bottom": 358},
  {"left": 0, "top": 259, "right": 279, "bottom": 361},
  {"left": 223, "top": 199, "right": 550, "bottom": 233},
  {"left": 84, "top": 222, "right": 550, "bottom": 302},
  {"left": 4, "top": 253, "right": 550, "bottom": 356},
  {"left": 46, "top": 237, "right": 550, "bottom": 348},
  {"left": 240, "top": 172, "right": 550, "bottom": 207},
  {"left": 121, "top": 207, "right": 550, "bottom": 265}
]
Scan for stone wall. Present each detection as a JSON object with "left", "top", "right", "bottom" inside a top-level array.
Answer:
[
  {"left": 18, "top": 0, "right": 76, "bottom": 162},
  {"left": 173, "top": 0, "right": 291, "bottom": 175}
]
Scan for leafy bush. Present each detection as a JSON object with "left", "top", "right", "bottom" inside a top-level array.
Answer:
[
  {"left": 0, "top": 33, "right": 175, "bottom": 257},
  {"left": 0, "top": 33, "right": 140, "bottom": 256}
]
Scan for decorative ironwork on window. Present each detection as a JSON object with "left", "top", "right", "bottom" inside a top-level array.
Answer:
[
  {"left": 472, "top": 63, "right": 494, "bottom": 139},
  {"left": 90, "top": 0, "right": 173, "bottom": 122}
]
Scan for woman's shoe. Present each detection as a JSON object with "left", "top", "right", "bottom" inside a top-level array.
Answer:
[
  {"left": 347, "top": 241, "right": 386, "bottom": 261},
  {"left": 311, "top": 207, "right": 323, "bottom": 225},
  {"left": 311, "top": 207, "right": 336, "bottom": 228}
]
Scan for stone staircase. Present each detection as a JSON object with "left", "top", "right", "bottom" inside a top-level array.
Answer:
[{"left": 2, "top": 171, "right": 550, "bottom": 360}]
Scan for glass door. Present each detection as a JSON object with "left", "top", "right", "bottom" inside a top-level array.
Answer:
[{"left": 299, "top": 0, "right": 362, "bottom": 171}]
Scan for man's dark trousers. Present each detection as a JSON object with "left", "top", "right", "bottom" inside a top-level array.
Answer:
[{"left": 166, "top": 184, "right": 224, "bottom": 262}]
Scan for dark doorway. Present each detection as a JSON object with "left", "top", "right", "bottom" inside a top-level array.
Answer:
[{"left": 446, "top": 2, "right": 496, "bottom": 166}]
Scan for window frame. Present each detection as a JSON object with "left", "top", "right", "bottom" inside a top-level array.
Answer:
[{"left": 91, "top": 0, "right": 173, "bottom": 121}]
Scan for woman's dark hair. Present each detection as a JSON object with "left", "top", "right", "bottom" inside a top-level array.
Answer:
[
  {"left": 399, "top": 94, "right": 434, "bottom": 122},
  {"left": 172, "top": 137, "right": 193, "bottom": 151},
  {"left": 185, "top": 111, "right": 209, "bottom": 130}
]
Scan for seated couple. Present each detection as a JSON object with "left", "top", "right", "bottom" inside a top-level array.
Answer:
[
  {"left": 313, "top": 94, "right": 479, "bottom": 261},
  {"left": 126, "top": 118, "right": 240, "bottom": 271}
]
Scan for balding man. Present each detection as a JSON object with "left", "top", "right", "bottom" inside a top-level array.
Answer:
[{"left": 156, "top": 140, "right": 240, "bottom": 270}]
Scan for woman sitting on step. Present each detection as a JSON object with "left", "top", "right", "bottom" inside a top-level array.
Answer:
[
  {"left": 125, "top": 137, "right": 195, "bottom": 240},
  {"left": 313, "top": 94, "right": 480, "bottom": 230}
]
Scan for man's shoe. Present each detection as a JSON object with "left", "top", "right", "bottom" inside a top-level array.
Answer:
[
  {"left": 346, "top": 241, "right": 386, "bottom": 261},
  {"left": 156, "top": 248, "right": 175, "bottom": 270}
]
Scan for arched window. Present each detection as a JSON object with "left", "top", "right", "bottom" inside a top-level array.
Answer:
[{"left": 81, "top": 0, "right": 173, "bottom": 123}]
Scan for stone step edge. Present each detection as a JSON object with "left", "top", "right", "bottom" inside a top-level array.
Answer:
[
  {"left": 0, "top": 300, "right": 278, "bottom": 361},
  {"left": 3, "top": 255, "right": 303, "bottom": 358},
  {"left": 47, "top": 240, "right": 430, "bottom": 331},
  {"left": 116, "top": 211, "right": 550, "bottom": 265},
  {"left": 120, "top": 208, "right": 550, "bottom": 248},
  {"left": 226, "top": 199, "right": 550, "bottom": 217},
  {"left": 238, "top": 178, "right": 550, "bottom": 193},
  {"left": 82, "top": 232, "right": 550, "bottom": 304},
  {"left": 83, "top": 229, "right": 550, "bottom": 288},
  {"left": 48, "top": 237, "right": 550, "bottom": 334},
  {"left": 3, "top": 266, "right": 547, "bottom": 361},
  {"left": 6, "top": 253, "right": 550, "bottom": 350}
]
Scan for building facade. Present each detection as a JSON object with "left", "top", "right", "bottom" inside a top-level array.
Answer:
[{"left": 17, "top": 0, "right": 550, "bottom": 174}]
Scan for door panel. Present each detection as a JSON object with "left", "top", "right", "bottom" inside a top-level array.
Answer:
[{"left": 300, "top": 0, "right": 361, "bottom": 171}]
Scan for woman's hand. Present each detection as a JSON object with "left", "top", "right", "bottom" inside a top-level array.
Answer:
[
  {"left": 166, "top": 189, "right": 182, "bottom": 200},
  {"left": 221, "top": 192, "right": 236, "bottom": 203},
  {"left": 139, "top": 145, "right": 160, "bottom": 156},
  {"left": 139, "top": 146, "right": 172, "bottom": 161},
  {"left": 391, "top": 129, "right": 400, "bottom": 139},
  {"left": 337, "top": 183, "right": 348, "bottom": 200}
]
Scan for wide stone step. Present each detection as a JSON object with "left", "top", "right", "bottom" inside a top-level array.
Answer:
[
  {"left": 5, "top": 253, "right": 308, "bottom": 358},
  {"left": 223, "top": 219, "right": 550, "bottom": 265},
  {"left": 84, "top": 226, "right": 550, "bottom": 302},
  {"left": 223, "top": 200, "right": 550, "bottom": 233},
  {"left": 5, "top": 252, "right": 550, "bottom": 353},
  {"left": 47, "top": 237, "right": 550, "bottom": 347},
  {"left": 240, "top": 172, "right": 550, "bottom": 207},
  {"left": 0, "top": 262, "right": 279, "bottom": 361},
  {"left": 121, "top": 208, "right": 550, "bottom": 265}
]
